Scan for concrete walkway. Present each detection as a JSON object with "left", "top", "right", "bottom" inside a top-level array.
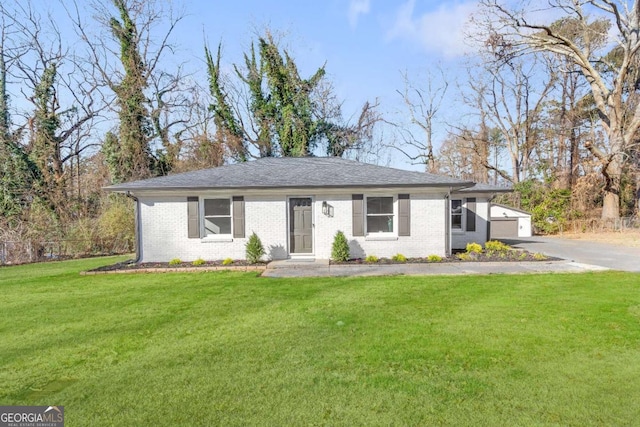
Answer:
[{"left": 263, "top": 258, "right": 608, "bottom": 278}]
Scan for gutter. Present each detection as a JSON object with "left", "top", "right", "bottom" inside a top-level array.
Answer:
[
  {"left": 445, "top": 187, "right": 452, "bottom": 257},
  {"left": 125, "top": 191, "right": 142, "bottom": 264}
]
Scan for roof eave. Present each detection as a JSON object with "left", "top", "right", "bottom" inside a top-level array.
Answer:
[{"left": 104, "top": 181, "right": 475, "bottom": 193}]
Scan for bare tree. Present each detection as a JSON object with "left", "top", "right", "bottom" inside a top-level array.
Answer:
[
  {"left": 394, "top": 69, "right": 448, "bottom": 172},
  {"left": 67, "top": 0, "right": 186, "bottom": 182},
  {"left": 477, "top": 0, "right": 640, "bottom": 218},
  {"left": 2, "top": 1, "right": 102, "bottom": 215}
]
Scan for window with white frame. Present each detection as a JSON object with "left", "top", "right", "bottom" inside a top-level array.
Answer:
[
  {"left": 366, "top": 196, "right": 394, "bottom": 233},
  {"left": 451, "top": 199, "right": 463, "bottom": 230},
  {"left": 203, "top": 198, "right": 232, "bottom": 236}
]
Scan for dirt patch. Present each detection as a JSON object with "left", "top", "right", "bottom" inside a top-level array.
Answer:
[{"left": 552, "top": 230, "right": 640, "bottom": 248}]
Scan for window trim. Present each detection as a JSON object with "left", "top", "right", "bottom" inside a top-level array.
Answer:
[
  {"left": 451, "top": 198, "right": 464, "bottom": 233},
  {"left": 364, "top": 195, "right": 396, "bottom": 235},
  {"left": 201, "top": 197, "right": 233, "bottom": 239}
]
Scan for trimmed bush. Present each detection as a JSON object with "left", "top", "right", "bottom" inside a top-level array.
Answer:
[
  {"left": 168, "top": 258, "right": 182, "bottom": 265},
  {"left": 456, "top": 252, "right": 472, "bottom": 261},
  {"left": 331, "top": 231, "right": 350, "bottom": 262},
  {"left": 427, "top": 254, "right": 442, "bottom": 262},
  {"left": 192, "top": 258, "right": 206, "bottom": 266},
  {"left": 533, "top": 252, "right": 548, "bottom": 260},
  {"left": 222, "top": 257, "right": 234, "bottom": 266},
  {"left": 392, "top": 253, "right": 407, "bottom": 263},
  {"left": 466, "top": 242, "right": 483, "bottom": 254},
  {"left": 365, "top": 255, "right": 379, "bottom": 263},
  {"left": 245, "top": 232, "right": 265, "bottom": 264},
  {"left": 485, "top": 240, "right": 511, "bottom": 254}
]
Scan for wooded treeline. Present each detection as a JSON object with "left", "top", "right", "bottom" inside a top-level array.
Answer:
[
  {"left": 0, "top": 0, "right": 638, "bottom": 256},
  {"left": 397, "top": 1, "right": 640, "bottom": 231}
]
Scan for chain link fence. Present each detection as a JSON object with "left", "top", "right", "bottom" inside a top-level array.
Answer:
[{"left": 0, "top": 239, "right": 134, "bottom": 265}]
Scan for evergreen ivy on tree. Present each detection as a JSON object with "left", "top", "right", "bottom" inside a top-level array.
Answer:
[{"left": 107, "top": 0, "right": 153, "bottom": 182}]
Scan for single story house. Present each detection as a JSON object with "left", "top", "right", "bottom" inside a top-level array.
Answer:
[
  {"left": 490, "top": 203, "right": 533, "bottom": 238},
  {"left": 105, "top": 157, "right": 511, "bottom": 262}
]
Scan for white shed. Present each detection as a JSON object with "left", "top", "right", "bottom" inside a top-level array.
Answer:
[{"left": 490, "top": 204, "right": 532, "bottom": 238}]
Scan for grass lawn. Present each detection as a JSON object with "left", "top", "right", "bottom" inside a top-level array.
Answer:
[{"left": 1, "top": 257, "right": 639, "bottom": 426}]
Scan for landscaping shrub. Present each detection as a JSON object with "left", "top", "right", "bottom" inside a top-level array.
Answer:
[
  {"left": 466, "top": 242, "right": 483, "bottom": 254},
  {"left": 245, "top": 232, "right": 265, "bottom": 264},
  {"left": 222, "top": 257, "right": 234, "bottom": 265},
  {"left": 533, "top": 252, "right": 548, "bottom": 260},
  {"left": 331, "top": 231, "right": 350, "bottom": 262},
  {"left": 168, "top": 258, "right": 182, "bottom": 265},
  {"left": 427, "top": 254, "right": 442, "bottom": 262},
  {"left": 392, "top": 253, "right": 407, "bottom": 263},
  {"left": 365, "top": 255, "right": 379, "bottom": 263},
  {"left": 192, "top": 258, "right": 206, "bottom": 266},
  {"left": 484, "top": 240, "right": 511, "bottom": 254},
  {"left": 456, "top": 252, "right": 472, "bottom": 261}
]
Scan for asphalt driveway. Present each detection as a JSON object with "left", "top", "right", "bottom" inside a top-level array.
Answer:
[{"left": 503, "top": 236, "right": 640, "bottom": 272}]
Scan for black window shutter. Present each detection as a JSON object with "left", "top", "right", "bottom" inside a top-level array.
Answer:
[
  {"left": 232, "top": 196, "right": 245, "bottom": 238},
  {"left": 398, "top": 194, "right": 410, "bottom": 236},
  {"left": 352, "top": 194, "right": 364, "bottom": 236},
  {"left": 187, "top": 197, "right": 200, "bottom": 238},
  {"left": 466, "top": 198, "right": 476, "bottom": 232}
]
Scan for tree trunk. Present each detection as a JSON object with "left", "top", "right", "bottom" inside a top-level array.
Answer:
[{"left": 601, "top": 157, "right": 622, "bottom": 219}]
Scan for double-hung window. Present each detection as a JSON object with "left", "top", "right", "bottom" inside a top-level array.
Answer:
[
  {"left": 203, "top": 198, "right": 232, "bottom": 236},
  {"left": 451, "top": 199, "right": 463, "bottom": 231},
  {"left": 366, "top": 196, "right": 394, "bottom": 233}
]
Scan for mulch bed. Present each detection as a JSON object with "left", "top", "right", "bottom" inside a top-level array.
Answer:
[
  {"left": 86, "top": 248, "right": 561, "bottom": 274},
  {"left": 87, "top": 259, "right": 267, "bottom": 274},
  {"left": 330, "top": 250, "right": 562, "bottom": 265}
]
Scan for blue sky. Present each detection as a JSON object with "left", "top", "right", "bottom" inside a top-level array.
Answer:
[
  {"left": 178, "top": 0, "right": 481, "bottom": 168},
  {"left": 13, "top": 0, "right": 482, "bottom": 170}
]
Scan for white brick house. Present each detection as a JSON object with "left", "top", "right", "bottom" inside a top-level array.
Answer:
[{"left": 105, "top": 157, "right": 510, "bottom": 262}]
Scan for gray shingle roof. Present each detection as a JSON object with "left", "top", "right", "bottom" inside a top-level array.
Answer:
[
  {"left": 105, "top": 157, "right": 475, "bottom": 192},
  {"left": 457, "top": 182, "right": 513, "bottom": 193}
]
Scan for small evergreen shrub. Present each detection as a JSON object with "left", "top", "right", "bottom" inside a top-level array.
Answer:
[
  {"left": 222, "top": 257, "right": 234, "bottom": 266},
  {"left": 533, "top": 252, "right": 548, "bottom": 260},
  {"left": 192, "top": 258, "right": 206, "bottom": 266},
  {"left": 331, "top": 231, "right": 350, "bottom": 262},
  {"left": 392, "top": 253, "right": 407, "bottom": 263},
  {"left": 518, "top": 252, "right": 528, "bottom": 260},
  {"left": 245, "top": 232, "right": 265, "bottom": 264},
  {"left": 168, "top": 258, "right": 182, "bottom": 265},
  {"left": 365, "top": 255, "right": 379, "bottom": 263},
  {"left": 427, "top": 254, "right": 442, "bottom": 262},
  {"left": 466, "top": 242, "right": 483, "bottom": 254}
]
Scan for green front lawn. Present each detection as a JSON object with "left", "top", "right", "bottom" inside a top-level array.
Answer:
[{"left": 1, "top": 258, "right": 639, "bottom": 426}]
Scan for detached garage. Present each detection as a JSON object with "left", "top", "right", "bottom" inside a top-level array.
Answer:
[{"left": 490, "top": 204, "right": 532, "bottom": 238}]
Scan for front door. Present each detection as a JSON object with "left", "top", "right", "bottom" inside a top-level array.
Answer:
[{"left": 289, "top": 198, "right": 313, "bottom": 254}]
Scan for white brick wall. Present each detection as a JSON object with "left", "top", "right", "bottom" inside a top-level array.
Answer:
[
  {"left": 450, "top": 195, "right": 492, "bottom": 250},
  {"left": 138, "top": 195, "right": 288, "bottom": 262},
  {"left": 137, "top": 190, "right": 488, "bottom": 262}
]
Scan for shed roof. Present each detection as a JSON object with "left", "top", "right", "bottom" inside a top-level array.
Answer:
[{"left": 105, "top": 156, "right": 478, "bottom": 192}]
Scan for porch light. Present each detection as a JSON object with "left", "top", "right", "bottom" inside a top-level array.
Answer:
[{"left": 322, "top": 201, "right": 334, "bottom": 217}]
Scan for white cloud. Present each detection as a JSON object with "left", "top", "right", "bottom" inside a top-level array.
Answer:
[
  {"left": 348, "top": 0, "right": 371, "bottom": 29},
  {"left": 386, "top": 0, "right": 479, "bottom": 59}
]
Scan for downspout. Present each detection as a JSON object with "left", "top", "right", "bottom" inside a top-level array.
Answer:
[
  {"left": 445, "top": 187, "right": 451, "bottom": 257},
  {"left": 125, "top": 191, "right": 142, "bottom": 263}
]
